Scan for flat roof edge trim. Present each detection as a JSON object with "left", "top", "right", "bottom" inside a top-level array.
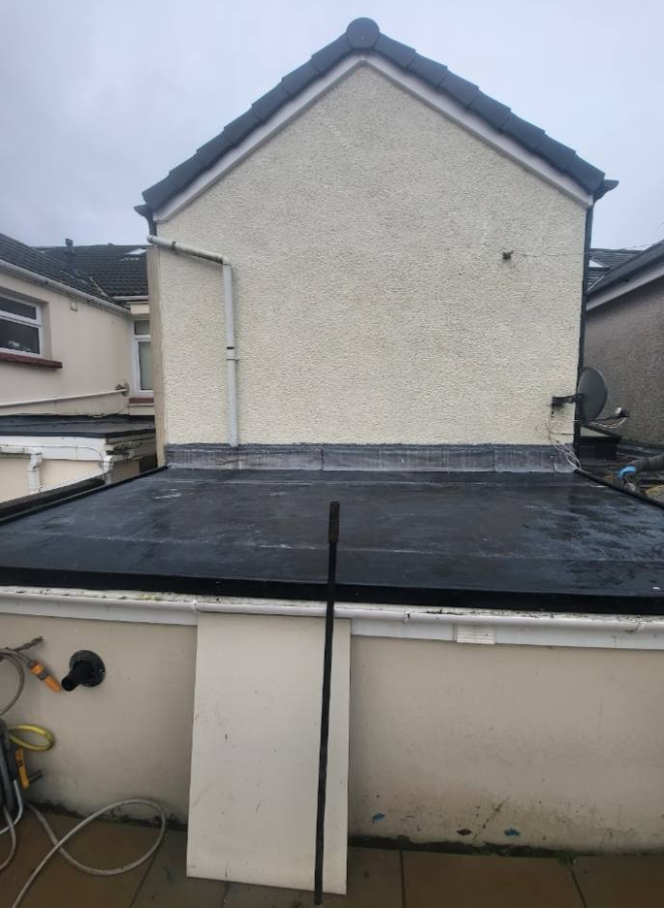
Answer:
[{"left": 1, "top": 589, "right": 663, "bottom": 650}]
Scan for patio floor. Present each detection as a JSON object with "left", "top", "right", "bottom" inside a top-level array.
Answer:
[{"left": 2, "top": 813, "right": 664, "bottom": 907}]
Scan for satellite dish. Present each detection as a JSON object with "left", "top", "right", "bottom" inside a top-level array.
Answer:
[{"left": 577, "top": 367, "right": 608, "bottom": 423}]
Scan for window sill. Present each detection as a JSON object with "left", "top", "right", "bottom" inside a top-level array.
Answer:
[
  {"left": 0, "top": 351, "right": 62, "bottom": 369},
  {"left": 129, "top": 396, "right": 154, "bottom": 405}
]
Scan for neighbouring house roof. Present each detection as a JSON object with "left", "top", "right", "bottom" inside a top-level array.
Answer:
[
  {"left": 0, "top": 415, "right": 155, "bottom": 439},
  {"left": 139, "top": 18, "right": 614, "bottom": 217},
  {"left": 588, "top": 240, "right": 664, "bottom": 297},
  {"left": 39, "top": 244, "right": 148, "bottom": 299},
  {"left": 0, "top": 469, "right": 663, "bottom": 614},
  {"left": 0, "top": 232, "right": 113, "bottom": 304},
  {"left": 587, "top": 247, "right": 641, "bottom": 290}
]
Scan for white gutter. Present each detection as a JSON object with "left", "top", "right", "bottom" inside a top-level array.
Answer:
[
  {"left": 1, "top": 588, "right": 664, "bottom": 651},
  {"left": 147, "top": 235, "right": 238, "bottom": 447},
  {"left": 0, "top": 259, "right": 130, "bottom": 318},
  {"left": 0, "top": 386, "right": 128, "bottom": 410}
]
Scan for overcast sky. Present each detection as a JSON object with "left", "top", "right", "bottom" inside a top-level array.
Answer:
[{"left": 1, "top": 0, "right": 662, "bottom": 250}]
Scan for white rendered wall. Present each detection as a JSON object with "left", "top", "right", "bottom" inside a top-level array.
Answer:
[{"left": 156, "top": 65, "right": 585, "bottom": 448}]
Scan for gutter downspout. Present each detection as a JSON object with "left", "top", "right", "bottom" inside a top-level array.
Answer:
[
  {"left": 574, "top": 204, "right": 594, "bottom": 456},
  {"left": 146, "top": 235, "right": 238, "bottom": 448}
]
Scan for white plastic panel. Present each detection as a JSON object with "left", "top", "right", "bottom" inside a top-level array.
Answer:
[{"left": 187, "top": 612, "right": 350, "bottom": 893}]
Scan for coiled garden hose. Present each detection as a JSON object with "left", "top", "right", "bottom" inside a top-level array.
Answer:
[{"left": 0, "top": 639, "right": 166, "bottom": 905}]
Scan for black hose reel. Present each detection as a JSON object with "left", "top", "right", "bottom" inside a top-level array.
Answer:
[{"left": 61, "top": 651, "right": 105, "bottom": 692}]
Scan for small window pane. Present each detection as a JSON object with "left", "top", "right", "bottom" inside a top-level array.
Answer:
[
  {"left": 134, "top": 319, "right": 150, "bottom": 336},
  {"left": 138, "top": 340, "right": 153, "bottom": 390},
  {"left": 0, "top": 297, "right": 37, "bottom": 320},
  {"left": 0, "top": 317, "right": 40, "bottom": 354}
]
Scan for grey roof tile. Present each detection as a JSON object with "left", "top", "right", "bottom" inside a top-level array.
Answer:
[
  {"left": 311, "top": 35, "right": 352, "bottom": 74},
  {"left": 589, "top": 241, "right": 664, "bottom": 296},
  {"left": 140, "top": 18, "right": 612, "bottom": 214},
  {"left": 0, "top": 233, "right": 116, "bottom": 303},
  {"left": 374, "top": 34, "right": 417, "bottom": 68},
  {"left": 39, "top": 243, "right": 147, "bottom": 298}
]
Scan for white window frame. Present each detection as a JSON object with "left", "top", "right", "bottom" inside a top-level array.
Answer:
[
  {"left": 0, "top": 294, "right": 43, "bottom": 358},
  {"left": 132, "top": 318, "right": 153, "bottom": 395}
]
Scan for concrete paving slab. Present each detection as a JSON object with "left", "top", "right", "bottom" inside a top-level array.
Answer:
[
  {"left": 132, "top": 828, "right": 226, "bottom": 907},
  {"left": 404, "top": 852, "right": 584, "bottom": 908},
  {"left": 223, "top": 847, "right": 401, "bottom": 907},
  {"left": 574, "top": 854, "right": 664, "bottom": 908},
  {"left": 0, "top": 812, "right": 155, "bottom": 908}
]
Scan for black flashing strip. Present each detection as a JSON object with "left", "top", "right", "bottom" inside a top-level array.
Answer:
[
  {"left": 0, "top": 466, "right": 167, "bottom": 527},
  {"left": 0, "top": 476, "right": 105, "bottom": 520},
  {"left": 139, "top": 18, "right": 611, "bottom": 216},
  {"left": 0, "top": 564, "right": 663, "bottom": 616}
]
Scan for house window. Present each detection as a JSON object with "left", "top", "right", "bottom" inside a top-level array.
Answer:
[
  {"left": 0, "top": 296, "right": 41, "bottom": 356},
  {"left": 133, "top": 318, "right": 153, "bottom": 392}
]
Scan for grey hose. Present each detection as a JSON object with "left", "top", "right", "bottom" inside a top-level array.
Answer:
[
  {"left": 6, "top": 799, "right": 166, "bottom": 908},
  {"left": 0, "top": 651, "right": 25, "bottom": 717}
]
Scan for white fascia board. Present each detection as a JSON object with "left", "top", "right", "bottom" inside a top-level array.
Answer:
[
  {"left": 587, "top": 261, "right": 664, "bottom": 311},
  {"left": 0, "top": 433, "right": 154, "bottom": 461},
  {"left": 154, "top": 56, "right": 592, "bottom": 224},
  {"left": 1, "top": 588, "right": 663, "bottom": 651}
]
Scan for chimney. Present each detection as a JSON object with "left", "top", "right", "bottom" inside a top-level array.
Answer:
[{"left": 64, "top": 238, "right": 76, "bottom": 274}]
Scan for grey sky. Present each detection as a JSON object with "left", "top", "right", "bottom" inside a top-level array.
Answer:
[{"left": 1, "top": 0, "right": 662, "bottom": 250}]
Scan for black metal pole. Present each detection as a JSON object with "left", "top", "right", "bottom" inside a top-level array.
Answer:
[{"left": 313, "top": 501, "right": 340, "bottom": 906}]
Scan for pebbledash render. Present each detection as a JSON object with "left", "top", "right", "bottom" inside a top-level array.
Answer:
[
  {"left": 143, "top": 21, "right": 611, "bottom": 467},
  {"left": 6, "top": 16, "right": 664, "bottom": 889}
]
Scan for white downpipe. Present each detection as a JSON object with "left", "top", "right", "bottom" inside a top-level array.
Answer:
[
  {"left": 27, "top": 453, "right": 43, "bottom": 494},
  {"left": 0, "top": 387, "right": 128, "bottom": 410},
  {"left": 147, "top": 235, "right": 238, "bottom": 448}
]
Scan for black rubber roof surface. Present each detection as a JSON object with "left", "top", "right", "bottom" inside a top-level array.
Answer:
[
  {"left": 141, "top": 18, "right": 612, "bottom": 215},
  {"left": 1, "top": 468, "right": 663, "bottom": 613},
  {"left": 0, "top": 415, "right": 154, "bottom": 438}
]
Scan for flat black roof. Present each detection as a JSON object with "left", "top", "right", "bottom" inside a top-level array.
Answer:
[
  {"left": 1, "top": 468, "right": 663, "bottom": 614},
  {"left": 0, "top": 415, "right": 155, "bottom": 438}
]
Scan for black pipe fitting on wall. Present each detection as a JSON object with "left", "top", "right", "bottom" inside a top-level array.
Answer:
[{"left": 61, "top": 650, "right": 105, "bottom": 692}]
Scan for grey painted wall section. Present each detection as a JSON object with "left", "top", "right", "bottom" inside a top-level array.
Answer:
[
  {"left": 585, "top": 276, "right": 664, "bottom": 446},
  {"left": 155, "top": 65, "right": 585, "bottom": 450}
]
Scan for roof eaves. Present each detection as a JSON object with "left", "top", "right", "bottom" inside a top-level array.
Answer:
[{"left": 589, "top": 241, "right": 664, "bottom": 296}]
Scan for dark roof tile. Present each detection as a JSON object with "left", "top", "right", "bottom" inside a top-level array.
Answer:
[
  {"left": 589, "top": 241, "right": 664, "bottom": 296},
  {"left": 311, "top": 35, "right": 352, "bottom": 74},
  {"left": 140, "top": 18, "right": 612, "bottom": 214},
  {"left": 438, "top": 70, "right": 480, "bottom": 107},
  {"left": 281, "top": 60, "right": 319, "bottom": 97},
  {"left": 346, "top": 17, "right": 380, "bottom": 48},
  {"left": 500, "top": 114, "right": 546, "bottom": 151},
  {"left": 406, "top": 54, "right": 448, "bottom": 87},
  {"left": 374, "top": 34, "right": 417, "bottom": 68},
  {"left": 251, "top": 83, "right": 291, "bottom": 121},
  {"left": 0, "top": 233, "right": 114, "bottom": 303},
  {"left": 38, "top": 244, "right": 147, "bottom": 298},
  {"left": 468, "top": 94, "right": 512, "bottom": 130}
]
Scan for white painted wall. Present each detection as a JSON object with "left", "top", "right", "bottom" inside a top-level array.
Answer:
[
  {"left": 1, "top": 608, "right": 663, "bottom": 852},
  {"left": 0, "top": 270, "right": 132, "bottom": 416},
  {"left": 155, "top": 64, "right": 586, "bottom": 448}
]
